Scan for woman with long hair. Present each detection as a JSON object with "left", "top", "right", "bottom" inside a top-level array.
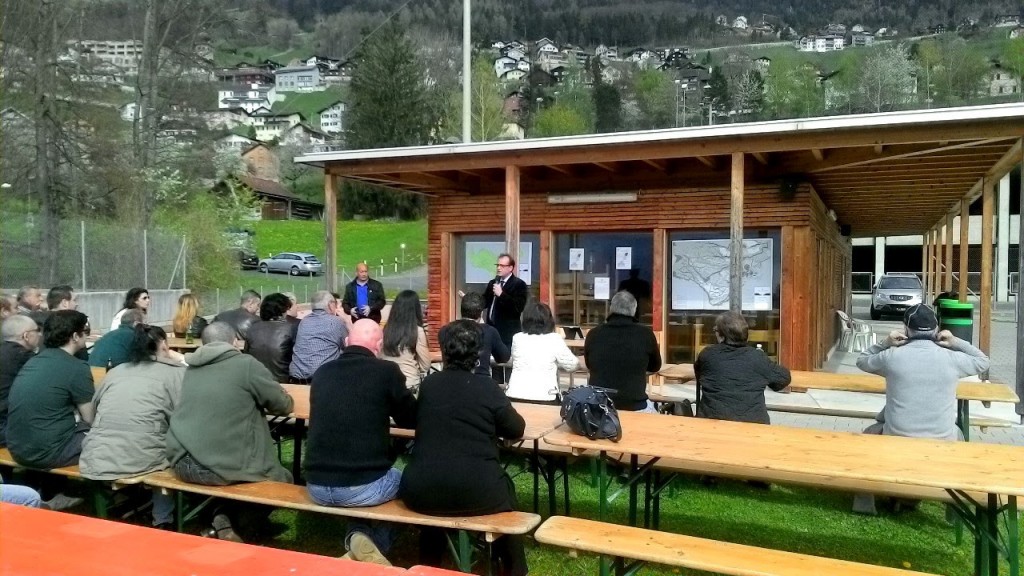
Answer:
[
  {"left": 400, "top": 319, "right": 527, "bottom": 576},
  {"left": 505, "top": 301, "right": 578, "bottom": 404},
  {"left": 380, "top": 290, "right": 430, "bottom": 390},
  {"left": 171, "top": 293, "right": 208, "bottom": 339},
  {"left": 79, "top": 324, "right": 185, "bottom": 529},
  {"left": 110, "top": 287, "right": 150, "bottom": 332}
]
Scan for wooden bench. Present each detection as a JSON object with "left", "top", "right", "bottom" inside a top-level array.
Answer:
[
  {"left": 535, "top": 516, "right": 939, "bottom": 576},
  {"left": 0, "top": 447, "right": 150, "bottom": 517},
  {"left": 142, "top": 470, "right": 541, "bottom": 573}
]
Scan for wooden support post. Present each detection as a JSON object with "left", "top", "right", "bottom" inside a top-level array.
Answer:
[
  {"left": 505, "top": 165, "right": 521, "bottom": 264},
  {"left": 539, "top": 230, "right": 553, "bottom": 307},
  {"left": 931, "top": 228, "right": 940, "bottom": 300},
  {"left": 440, "top": 232, "right": 453, "bottom": 327},
  {"left": 959, "top": 198, "right": 970, "bottom": 302},
  {"left": 924, "top": 227, "right": 933, "bottom": 301},
  {"left": 921, "top": 229, "right": 929, "bottom": 297},
  {"left": 652, "top": 229, "right": 666, "bottom": 333},
  {"left": 729, "top": 152, "right": 744, "bottom": 312},
  {"left": 944, "top": 212, "right": 954, "bottom": 292},
  {"left": 324, "top": 173, "right": 338, "bottom": 293},
  {"left": 980, "top": 179, "right": 994, "bottom": 355}
]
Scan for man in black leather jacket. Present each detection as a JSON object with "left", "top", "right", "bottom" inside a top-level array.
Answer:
[
  {"left": 213, "top": 290, "right": 261, "bottom": 340},
  {"left": 245, "top": 293, "right": 297, "bottom": 382}
]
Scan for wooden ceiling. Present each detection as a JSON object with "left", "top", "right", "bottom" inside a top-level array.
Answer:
[{"left": 303, "top": 106, "right": 1024, "bottom": 238}]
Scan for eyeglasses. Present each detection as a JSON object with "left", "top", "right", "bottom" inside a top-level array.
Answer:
[{"left": 495, "top": 263, "right": 512, "bottom": 268}]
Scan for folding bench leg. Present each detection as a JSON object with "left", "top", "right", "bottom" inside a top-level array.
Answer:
[{"left": 90, "top": 483, "right": 111, "bottom": 519}]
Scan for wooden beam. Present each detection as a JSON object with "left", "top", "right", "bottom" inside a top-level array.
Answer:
[
  {"left": 696, "top": 156, "right": 718, "bottom": 169},
  {"left": 505, "top": 165, "right": 521, "bottom": 263},
  {"left": 440, "top": 232, "right": 453, "bottom": 327},
  {"left": 924, "top": 227, "right": 933, "bottom": 300},
  {"left": 540, "top": 230, "right": 554, "bottom": 309},
  {"left": 959, "top": 198, "right": 970, "bottom": 302},
  {"left": 592, "top": 161, "right": 618, "bottom": 173},
  {"left": 751, "top": 152, "right": 768, "bottom": 165},
  {"left": 811, "top": 148, "right": 825, "bottom": 161},
  {"left": 944, "top": 211, "right": 954, "bottom": 292},
  {"left": 652, "top": 228, "right": 666, "bottom": 334},
  {"left": 324, "top": 174, "right": 338, "bottom": 292},
  {"left": 730, "top": 152, "right": 744, "bottom": 312},
  {"left": 921, "top": 227, "right": 930, "bottom": 299},
  {"left": 546, "top": 164, "right": 574, "bottom": 176},
  {"left": 874, "top": 144, "right": 884, "bottom": 155},
  {"left": 773, "top": 139, "right": 1015, "bottom": 176},
  {"left": 641, "top": 158, "right": 667, "bottom": 171},
  {"left": 962, "top": 138, "right": 1024, "bottom": 202},
  {"left": 980, "top": 178, "right": 994, "bottom": 356}
]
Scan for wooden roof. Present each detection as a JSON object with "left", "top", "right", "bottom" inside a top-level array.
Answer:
[{"left": 296, "top": 104, "right": 1024, "bottom": 237}]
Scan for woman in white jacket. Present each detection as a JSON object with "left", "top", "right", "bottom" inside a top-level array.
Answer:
[{"left": 505, "top": 302, "right": 578, "bottom": 404}]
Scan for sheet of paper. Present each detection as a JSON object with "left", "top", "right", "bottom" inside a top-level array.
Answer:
[
  {"left": 568, "top": 248, "right": 585, "bottom": 271},
  {"left": 594, "top": 277, "right": 610, "bottom": 300},
  {"left": 753, "top": 286, "right": 772, "bottom": 310},
  {"left": 615, "top": 246, "right": 632, "bottom": 270}
]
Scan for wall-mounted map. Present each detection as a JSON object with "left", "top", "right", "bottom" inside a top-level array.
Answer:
[
  {"left": 465, "top": 242, "right": 533, "bottom": 285},
  {"left": 670, "top": 239, "right": 773, "bottom": 310}
]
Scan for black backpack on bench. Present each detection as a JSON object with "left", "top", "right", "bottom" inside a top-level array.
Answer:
[{"left": 560, "top": 386, "right": 622, "bottom": 442}]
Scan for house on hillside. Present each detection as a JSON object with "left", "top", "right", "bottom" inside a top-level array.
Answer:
[
  {"left": 601, "top": 61, "right": 634, "bottom": 85},
  {"left": 218, "top": 84, "right": 276, "bottom": 113},
  {"left": 990, "top": 64, "right": 1020, "bottom": 96},
  {"left": 753, "top": 57, "right": 772, "bottom": 73},
  {"left": 275, "top": 64, "right": 322, "bottom": 92},
  {"left": 214, "top": 174, "right": 323, "bottom": 220},
  {"left": 732, "top": 16, "right": 748, "bottom": 30},
  {"left": 995, "top": 15, "right": 1022, "bottom": 27},
  {"left": 715, "top": 15, "right": 728, "bottom": 26},
  {"left": 798, "top": 35, "right": 845, "bottom": 52},
  {"left": 204, "top": 108, "right": 248, "bottom": 130},
  {"left": 850, "top": 31, "right": 875, "bottom": 47},
  {"left": 1011, "top": 27, "right": 1024, "bottom": 39},
  {"left": 316, "top": 101, "right": 345, "bottom": 134},
  {"left": 494, "top": 56, "right": 519, "bottom": 77},
  {"left": 503, "top": 91, "right": 526, "bottom": 119},
  {"left": 501, "top": 69, "right": 528, "bottom": 82},
  {"left": 527, "top": 69, "right": 556, "bottom": 88},
  {"left": 216, "top": 130, "right": 259, "bottom": 153},
  {"left": 241, "top": 143, "right": 280, "bottom": 181},
  {"left": 501, "top": 46, "right": 526, "bottom": 61},
  {"left": 535, "top": 38, "right": 559, "bottom": 54},
  {"left": 216, "top": 67, "right": 274, "bottom": 85},
  {"left": 280, "top": 123, "right": 331, "bottom": 148}
]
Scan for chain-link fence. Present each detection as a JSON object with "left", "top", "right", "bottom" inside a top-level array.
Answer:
[{"left": 0, "top": 214, "right": 186, "bottom": 291}]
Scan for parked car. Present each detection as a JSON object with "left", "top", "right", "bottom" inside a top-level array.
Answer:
[
  {"left": 870, "top": 273, "right": 924, "bottom": 320},
  {"left": 258, "top": 252, "right": 323, "bottom": 276},
  {"left": 239, "top": 250, "right": 259, "bottom": 270}
]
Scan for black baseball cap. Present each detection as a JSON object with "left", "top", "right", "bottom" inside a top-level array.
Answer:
[{"left": 903, "top": 304, "right": 937, "bottom": 332}]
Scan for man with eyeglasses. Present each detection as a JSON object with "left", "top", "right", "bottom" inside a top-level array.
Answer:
[
  {"left": 0, "top": 315, "right": 41, "bottom": 446},
  {"left": 482, "top": 253, "right": 528, "bottom": 353}
]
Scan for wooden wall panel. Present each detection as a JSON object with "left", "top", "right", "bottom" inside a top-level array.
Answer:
[{"left": 652, "top": 229, "right": 666, "bottom": 333}]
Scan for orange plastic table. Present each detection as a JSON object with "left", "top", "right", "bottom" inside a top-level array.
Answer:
[{"left": 0, "top": 503, "right": 404, "bottom": 576}]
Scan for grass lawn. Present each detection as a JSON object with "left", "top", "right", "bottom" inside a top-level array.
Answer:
[
  {"left": 252, "top": 219, "right": 428, "bottom": 273},
  {"left": 215, "top": 443, "right": 1003, "bottom": 575}
]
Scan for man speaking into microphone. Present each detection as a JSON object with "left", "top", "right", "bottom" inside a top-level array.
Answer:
[{"left": 482, "top": 253, "right": 528, "bottom": 381}]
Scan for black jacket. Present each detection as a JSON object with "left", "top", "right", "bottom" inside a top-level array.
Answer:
[
  {"left": 483, "top": 274, "right": 528, "bottom": 346},
  {"left": 305, "top": 346, "right": 417, "bottom": 486},
  {"left": 173, "top": 316, "right": 209, "bottom": 339},
  {"left": 213, "top": 307, "right": 259, "bottom": 339},
  {"left": 437, "top": 321, "right": 510, "bottom": 378},
  {"left": 0, "top": 341, "right": 35, "bottom": 446},
  {"left": 342, "top": 278, "right": 386, "bottom": 323},
  {"left": 245, "top": 319, "right": 298, "bottom": 382},
  {"left": 695, "top": 343, "right": 792, "bottom": 424},
  {"left": 584, "top": 314, "right": 662, "bottom": 410},
  {"left": 399, "top": 368, "right": 525, "bottom": 515}
]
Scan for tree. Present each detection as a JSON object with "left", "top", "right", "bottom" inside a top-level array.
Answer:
[
  {"left": 730, "top": 70, "right": 764, "bottom": 122},
  {"left": 763, "top": 53, "right": 824, "bottom": 120},
  {"left": 531, "top": 103, "right": 591, "bottom": 137},
  {"left": 855, "top": 43, "right": 917, "bottom": 113},
  {"left": 436, "top": 56, "right": 507, "bottom": 143},
  {"left": 705, "top": 66, "right": 731, "bottom": 122},
  {"left": 932, "top": 36, "right": 989, "bottom": 105},
  {"left": 915, "top": 39, "right": 942, "bottom": 107},
  {"left": 593, "top": 83, "right": 623, "bottom": 133},
  {"left": 630, "top": 69, "right": 673, "bottom": 129}
]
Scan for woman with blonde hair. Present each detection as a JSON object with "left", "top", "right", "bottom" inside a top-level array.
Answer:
[{"left": 171, "top": 293, "right": 208, "bottom": 339}]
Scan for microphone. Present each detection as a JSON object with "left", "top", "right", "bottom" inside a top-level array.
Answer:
[{"left": 494, "top": 275, "right": 502, "bottom": 284}]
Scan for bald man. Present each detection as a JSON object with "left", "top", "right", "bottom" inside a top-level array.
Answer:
[
  {"left": 0, "top": 315, "right": 40, "bottom": 445},
  {"left": 342, "top": 263, "right": 386, "bottom": 324},
  {"left": 304, "top": 319, "right": 416, "bottom": 566}
]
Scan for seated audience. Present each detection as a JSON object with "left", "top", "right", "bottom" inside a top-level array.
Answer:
[
  {"left": 213, "top": 290, "right": 261, "bottom": 340},
  {"left": 380, "top": 290, "right": 431, "bottom": 391},
  {"left": 89, "top": 309, "right": 146, "bottom": 369},
  {"left": 246, "top": 293, "right": 297, "bottom": 382},
  {"left": 438, "top": 292, "right": 509, "bottom": 380},
  {"left": 110, "top": 287, "right": 149, "bottom": 332},
  {"left": 695, "top": 311, "right": 791, "bottom": 424},
  {"left": 852, "top": 304, "right": 990, "bottom": 514},
  {"left": 282, "top": 292, "right": 301, "bottom": 325},
  {"left": 171, "top": 293, "right": 208, "bottom": 339},
  {"left": 0, "top": 315, "right": 41, "bottom": 446},
  {"left": 400, "top": 320, "right": 527, "bottom": 576},
  {"left": 0, "top": 474, "right": 42, "bottom": 508},
  {"left": 1, "top": 294, "right": 17, "bottom": 319},
  {"left": 80, "top": 325, "right": 184, "bottom": 529},
  {"left": 166, "top": 321, "right": 294, "bottom": 541},
  {"left": 584, "top": 291, "right": 662, "bottom": 412},
  {"left": 7, "top": 311, "right": 94, "bottom": 469},
  {"left": 305, "top": 319, "right": 417, "bottom": 566},
  {"left": 290, "top": 290, "right": 348, "bottom": 383},
  {"left": 46, "top": 285, "right": 78, "bottom": 312},
  {"left": 16, "top": 286, "right": 42, "bottom": 316},
  {"left": 505, "top": 302, "right": 577, "bottom": 404}
]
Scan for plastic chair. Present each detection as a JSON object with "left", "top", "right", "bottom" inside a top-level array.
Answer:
[
  {"left": 835, "top": 310, "right": 854, "bottom": 351},
  {"left": 849, "top": 317, "right": 877, "bottom": 352}
]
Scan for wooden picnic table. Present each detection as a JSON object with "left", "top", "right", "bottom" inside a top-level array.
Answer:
[
  {"left": 166, "top": 336, "right": 201, "bottom": 351},
  {"left": 0, "top": 503, "right": 402, "bottom": 576},
  {"left": 655, "top": 363, "right": 1019, "bottom": 439},
  {"left": 543, "top": 410, "right": 1024, "bottom": 576}
]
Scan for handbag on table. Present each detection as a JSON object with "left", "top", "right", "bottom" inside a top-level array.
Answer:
[{"left": 560, "top": 385, "right": 622, "bottom": 442}]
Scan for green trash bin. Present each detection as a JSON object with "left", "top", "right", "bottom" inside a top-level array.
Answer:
[{"left": 937, "top": 300, "right": 974, "bottom": 344}]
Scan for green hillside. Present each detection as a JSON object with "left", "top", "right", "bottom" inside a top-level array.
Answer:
[{"left": 252, "top": 219, "right": 428, "bottom": 272}]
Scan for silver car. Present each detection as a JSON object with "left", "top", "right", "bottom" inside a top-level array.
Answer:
[
  {"left": 870, "top": 273, "right": 924, "bottom": 320},
  {"left": 258, "top": 252, "right": 323, "bottom": 276}
]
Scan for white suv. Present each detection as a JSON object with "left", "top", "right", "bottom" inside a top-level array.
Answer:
[{"left": 870, "top": 273, "right": 924, "bottom": 320}]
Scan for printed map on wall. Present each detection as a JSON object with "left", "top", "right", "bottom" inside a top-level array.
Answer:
[
  {"left": 671, "top": 239, "right": 773, "bottom": 310},
  {"left": 465, "top": 242, "right": 533, "bottom": 285}
]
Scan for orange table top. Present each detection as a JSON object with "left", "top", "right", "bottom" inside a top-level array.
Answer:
[
  {"left": 407, "top": 566, "right": 467, "bottom": 575},
  {"left": 0, "top": 503, "right": 403, "bottom": 576}
]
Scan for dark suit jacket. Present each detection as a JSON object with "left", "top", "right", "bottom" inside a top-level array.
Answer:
[
  {"left": 342, "top": 278, "right": 386, "bottom": 323},
  {"left": 483, "top": 274, "right": 528, "bottom": 346}
]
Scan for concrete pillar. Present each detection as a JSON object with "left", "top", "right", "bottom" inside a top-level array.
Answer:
[
  {"left": 873, "top": 237, "right": 886, "bottom": 286},
  {"left": 997, "top": 173, "right": 1011, "bottom": 301}
]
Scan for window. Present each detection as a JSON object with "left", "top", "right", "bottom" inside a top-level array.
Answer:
[{"left": 554, "top": 232, "right": 653, "bottom": 328}]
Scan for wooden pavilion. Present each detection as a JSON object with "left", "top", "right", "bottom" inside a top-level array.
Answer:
[{"left": 297, "top": 104, "right": 1024, "bottom": 370}]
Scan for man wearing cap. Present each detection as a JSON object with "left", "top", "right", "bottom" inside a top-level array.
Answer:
[{"left": 852, "top": 303, "right": 989, "bottom": 513}]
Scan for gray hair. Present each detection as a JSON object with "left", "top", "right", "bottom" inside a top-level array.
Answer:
[
  {"left": 609, "top": 291, "right": 637, "bottom": 317},
  {"left": 16, "top": 285, "right": 38, "bottom": 304},
  {"left": 1, "top": 315, "right": 36, "bottom": 341},
  {"left": 202, "top": 321, "right": 238, "bottom": 344},
  {"left": 121, "top": 308, "right": 146, "bottom": 327},
  {"left": 311, "top": 290, "right": 334, "bottom": 310},
  {"left": 240, "top": 289, "right": 261, "bottom": 306}
]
